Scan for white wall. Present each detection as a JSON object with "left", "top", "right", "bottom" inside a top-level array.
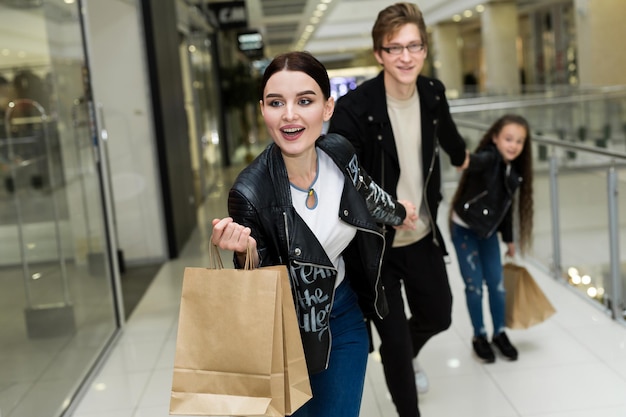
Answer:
[{"left": 82, "top": 0, "right": 167, "bottom": 264}]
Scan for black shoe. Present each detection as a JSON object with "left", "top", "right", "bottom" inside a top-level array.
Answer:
[
  {"left": 492, "top": 332, "right": 518, "bottom": 361},
  {"left": 472, "top": 336, "right": 495, "bottom": 363}
]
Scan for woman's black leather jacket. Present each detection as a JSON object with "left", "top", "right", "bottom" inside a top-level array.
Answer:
[
  {"left": 227, "top": 133, "right": 406, "bottom": 373},
  {"left": 452, "top": 143, "right": 522, "bottom": 242}
]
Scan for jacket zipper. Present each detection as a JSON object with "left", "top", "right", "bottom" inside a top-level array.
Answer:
[
  {"left": 464, "top": 190, "right": 488, "bottom": 207},
  {"left": 485, "top": 168, "right": 514, "bottom": 238},
  {"left": 423, "top": 120, "right": 439, "bottom": 247},
  {"left": 380, "top": 155, "right": 387, "bottom": 239},
  {"left": 283, "top": 212, "right": 289, "bottom": 253},
  {"left": 485, "top": 199, "right": 512, "bottom": 238},
  {"left": 351, "top": 224, "right": 386, "bottom": 320}
]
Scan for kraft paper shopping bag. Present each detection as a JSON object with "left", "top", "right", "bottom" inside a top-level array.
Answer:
[
  {"left": 169, "top": 246, "right": 311, "bottom": 416},
  {"left": 504, "top": 262, "right": 556, "bottom": 329}
]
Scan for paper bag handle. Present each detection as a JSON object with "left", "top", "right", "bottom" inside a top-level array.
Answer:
[
  {"left": 209, "top": 241, "right": 254, "bottom": 270},
  {"left": 208, "top": 242, "right": 224, "bottom": 269},
  {"left": 504, "top": 255, "right": 517, "bottom": 265}
]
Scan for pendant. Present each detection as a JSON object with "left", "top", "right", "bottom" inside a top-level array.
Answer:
[{"left": 306, "top": 188, "right": 318, "bottom": 210}]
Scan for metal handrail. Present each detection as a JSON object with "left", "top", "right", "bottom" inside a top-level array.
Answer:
[
  {"left": 451, "top": 85, "right": 626, "bottom": 108},
  {"left": 451, "top": 89, "right": 626, "bottom": 114},
  {"left": 455, "top": 118, "right": 626, "bottom": 160}
]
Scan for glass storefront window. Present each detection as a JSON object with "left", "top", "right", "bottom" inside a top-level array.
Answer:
[
  {"left": 0, "top": 2, "right": 118, "bottom": 416},
  {"left": 179, "top": 7, "right": 223, "bottom": 203}
]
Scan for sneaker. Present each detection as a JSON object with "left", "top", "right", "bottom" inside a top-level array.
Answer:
[
  {"left": 412, "top": 358, "right": 429, "bottom": 394},
  {"left": 492, "top": 332, "right": 518, "bottom": 361},
  {"left": 472, "top": 336, "right": 495, "bottom": 363}
]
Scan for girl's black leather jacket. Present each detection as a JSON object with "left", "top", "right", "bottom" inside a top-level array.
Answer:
[
  {"left": 453, "top": 144, "right": 522, "bottom": 242},
  {"left": 227, "top": 133, "right": 406, "bottom": 373}
]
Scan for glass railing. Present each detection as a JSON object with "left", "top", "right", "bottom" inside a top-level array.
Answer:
[
  {"left": 450, "top": 86, "right": 626, "bottom": 154},
  {"left": 443, "top": 90, "right": 626, "bottom": 325}
]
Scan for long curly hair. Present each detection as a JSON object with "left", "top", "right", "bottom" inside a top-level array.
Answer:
[{"left": 451, "top": 114, "right": 534, "bottom": 254}]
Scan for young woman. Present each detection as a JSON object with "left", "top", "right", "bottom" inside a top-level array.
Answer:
[
  {"left": 211, "top": 51, "right": 417, "bottom": 417},
  {"left": 449, "top": 114, "right": 534, "bottom": 363}
]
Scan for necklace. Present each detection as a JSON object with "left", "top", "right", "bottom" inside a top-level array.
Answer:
[{"left": 290, "top": 153, "right": 319, "bottom": 210}]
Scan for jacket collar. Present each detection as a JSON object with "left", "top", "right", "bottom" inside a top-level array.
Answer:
[
  {"left": 267, "top": 143, "right": 293, "bottom": 207},
  {"left": 417, "top": 76, "right": 442, "bottom": 116},
  {"left": 366, "top": 71, "right": 390, "bottom": 124},
  {"left": 367, "top": 71, "right": 442, "bottom": 118}
]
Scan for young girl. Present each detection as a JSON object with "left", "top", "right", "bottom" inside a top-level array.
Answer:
[{"left": 449, "top": 114, "right": 534, "bottom": 363}]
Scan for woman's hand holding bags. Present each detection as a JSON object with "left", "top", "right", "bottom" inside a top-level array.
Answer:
[{"left": 169, "top": 244, "right": 311, "bottom": 416}]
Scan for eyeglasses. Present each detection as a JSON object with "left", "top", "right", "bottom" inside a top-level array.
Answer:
[{"left": 380, "top": 43, "right": 425, "bottom": 55}]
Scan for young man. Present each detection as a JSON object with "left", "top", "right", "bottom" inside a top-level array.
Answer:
[{"left": 328, "top": 3, "right": 468, "bottom": 416}]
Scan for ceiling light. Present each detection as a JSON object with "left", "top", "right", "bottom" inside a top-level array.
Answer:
[
  {"left": 316, "top": 4, "right": 327, "bottom": 11},
  {"left": 476, "top": 4, "right": 485, "bottom": 13},
  {"left": 452, "top": 14, "right": 461, "bottom": 22},
  {"left": 463, "top": 10, "right": 473, "bottom": 18}
]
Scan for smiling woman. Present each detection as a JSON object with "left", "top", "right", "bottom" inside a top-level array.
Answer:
[
  {"left": 260, "top": 70, "right": 334, "bottom": 163},
  {"left": 210, "top": 51, "right": 416, "bottom": 417}
]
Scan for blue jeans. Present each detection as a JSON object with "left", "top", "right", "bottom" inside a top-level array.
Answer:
[
  {"left": 291, "top": 280, "right": 369, "bottom": 417},
  {"left": 451, "top": 223, "right": 506, "bottom": 338}
]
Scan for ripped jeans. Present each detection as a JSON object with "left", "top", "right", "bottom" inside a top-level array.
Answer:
[{"left": 451, "top": 223, "right": 506, "bottom": 338}]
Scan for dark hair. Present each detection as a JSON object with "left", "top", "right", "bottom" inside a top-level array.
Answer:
[
  {"left": 371, "top": 2, "right": 428, "bottom": 52},
  {"left": 260, "top": 51, "right": 330, "bottom": 101},
  {"left": 451, "top": 114, "right": 534, "bottom": 254}
]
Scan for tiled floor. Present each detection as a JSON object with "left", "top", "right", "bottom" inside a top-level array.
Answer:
[{"left": 68, "top": 177, "right": 626, "bottom": 417}]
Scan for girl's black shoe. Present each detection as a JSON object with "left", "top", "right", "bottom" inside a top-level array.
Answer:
[
  {"left": 492, "top": 332, "right": 519, "bottom": 361},
  {"left": 472, "top": 336, "right": 495, "bottom": 363}
]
